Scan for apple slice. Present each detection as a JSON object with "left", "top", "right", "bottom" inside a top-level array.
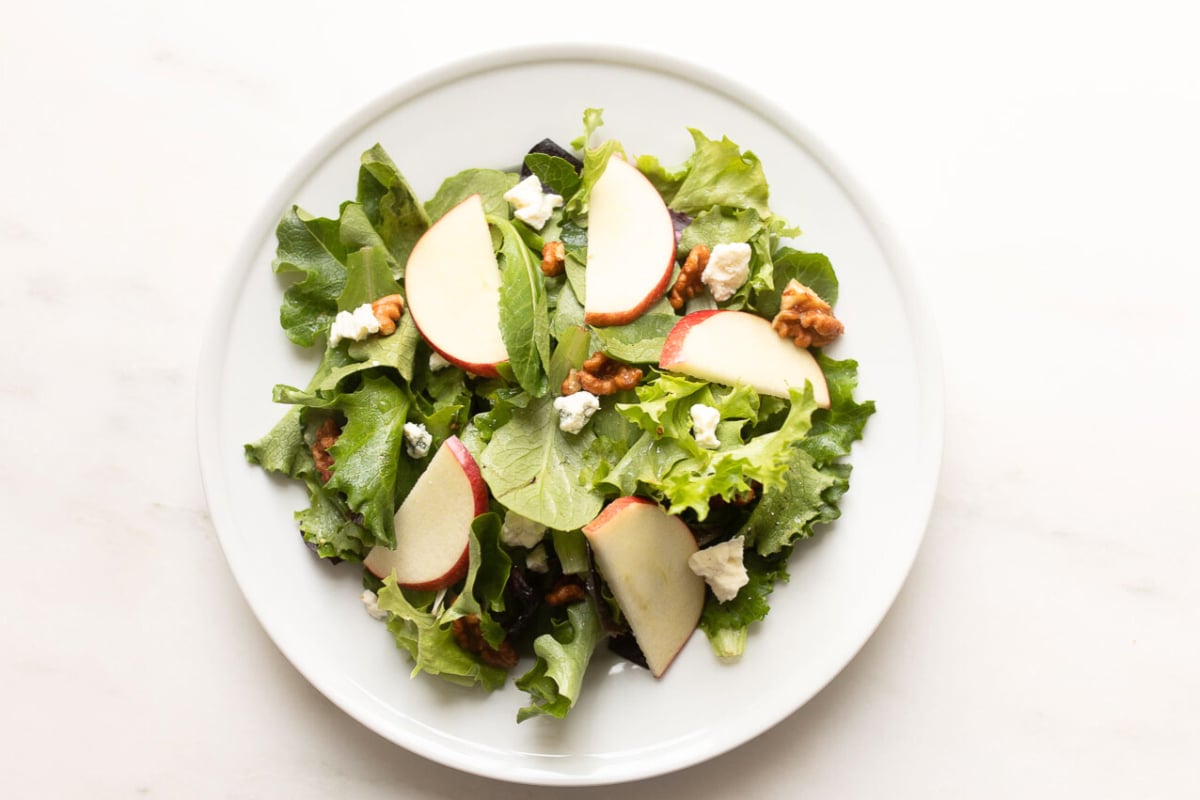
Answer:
[
  {"left": 660, "top": 310, "right": 831, "bottom": 408},
  {"left": 582, "top": 497, "right": 705, "bottom": 677},
  {"left": 584, "top": 155, "right": 677, "bottom": 327},
  {"left": 363, "top": 436, "right": 488, "bottom": 591},
  {"left": 404, "top": 194, "right": 508, "bottom": 377}
]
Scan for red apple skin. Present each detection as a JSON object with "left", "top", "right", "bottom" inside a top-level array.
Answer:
[
  {"left": 363, "top": 435, "right": 488, "bottom": 591},
  {"left": 581, "top": 495, "right": 656, "bottom": 536},
  {"left": 392, "top": 545, "right": 471, "bottom": 593},
  {"left": 659, "top": 309, "right": 721, "bottom": 368},
  {"left": 415, "top": 338, "right": 504, "bottom": 380},
  {"left": 443, "top": 435, "right": 489, "bottom": 515},
  {"left": 583, "top": 158, "right": 678, "bottom": 327}
]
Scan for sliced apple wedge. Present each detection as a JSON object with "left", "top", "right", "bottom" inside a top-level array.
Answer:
[
  {"left": 582, "top": 497, "right": 705, "bottom": 678},
  {"left": 660, "top": 310, "right": 831, "bottom": 408},
  {"left": 584, "top": 155, "right": 677, "bottom": 327},
  {"left": 363, "top": 436, "right": 488, "bottom": 591},
  {"left": 404, "top": 194, "right": 508, "bottom": 377}
]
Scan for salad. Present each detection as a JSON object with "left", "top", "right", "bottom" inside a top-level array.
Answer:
[{"left": 244, "top": 109, "right": 875, "bottom": 722}]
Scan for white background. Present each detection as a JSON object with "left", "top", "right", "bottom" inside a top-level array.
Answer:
[{"left": 2, "top": 1, "right": 1197, "bottom": 797}]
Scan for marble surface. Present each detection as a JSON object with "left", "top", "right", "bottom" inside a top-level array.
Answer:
[{"left": 3, "top": 1, "right": 1197, "bottom": 796}]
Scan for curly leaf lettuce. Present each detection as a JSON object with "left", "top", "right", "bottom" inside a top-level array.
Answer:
[
  {"left": 272, "top": 207, "right": 348, "bottom": 346},
  {"left": 516, "top": 600, "right": 604, "bottom": 721}
]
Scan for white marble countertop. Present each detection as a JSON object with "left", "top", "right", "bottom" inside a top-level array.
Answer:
[{"left": 4, "top": 1, "right": 1197, "bottom": 796}]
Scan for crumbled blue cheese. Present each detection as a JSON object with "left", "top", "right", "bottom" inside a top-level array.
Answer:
[
  {"left": 690, "top": 403, "right": 722, "bottom": 449},
  {"left": 501, "top": 510, "right": 548, "bottom": 549},
  {"left": 688, "top": 536, "right": 749, "bottom": 603},
  {"left": 525, "top": 543, "right": 550, "bottom": 573},
  {"left": 329, "top": 303, "right": 380, "bottom": 346},
  {"left": 429, "top": 351, "right": 452, "bottom": 372},
  {"left": 503, "top": 174, "right": 563, "bottom": 230},
  {"left": 360, "top": 589, "right": 388, "bottom": 620},
  {"left": 701, "top": 242, "right": 752, "bottom": 302},
  {"left": 402, "top": 422, "right": 432, "bottom": 459},
  {"left": 553, "top": 390, "right": 600, "bottom": 434}
]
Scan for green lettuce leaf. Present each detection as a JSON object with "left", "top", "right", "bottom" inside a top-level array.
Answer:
[
  {"left": 524, "top": 153, "right": 582, "bottom": 200},
  {"left": 569, "top": 107, "right": 606, "bottom": 150},
  {"left": 678, "top": 206, "right": 764, "bottom": 256},
  {"left": 294, "top": 474, "right": 371, "bottom": 561},
  {"left": 376, "top": 574, "right": 508, "bottom": 691},
  {"left": 357, "top": 144, "right": 430, "bottom": 275},
  {"left": 697, "top": 551, "right": 789, "bottom": 658},
  {"left": 272, "top": 206, "right": 348, "bottom": 346},
  {"left": 492, "top": 217, "right": 551, "bottom": 397},
  {"left": 654, "top": 386, "right": 820, "bottom": 518},
  {"left": 636, "top": 153, "right": 688, "bottom": 205},
  {"left": 669, "top": 129, "right": 772, "bottom": 218},
  {"left": 800, "top": 353, "right": 875, "bottom": 464},
  {"left": 272, "top": 375, "right": 411, "bottom": 548},
  {"left": 588, "top": 297, "right": 678, "bottom": 363},
  {"left": 336, "top": 244, "right": 403, "bottom": 312},
  {"left": 516, "top": 600, "right": 604, "bottom": 721},
  {"left": 478, "top": 394, "right": 606, "bottom": 531},
  {"left": 442, "top": 514, "right": 513, "bottom": 647},
  {"left": 752, "top": 248, "right": 839, "bottom": 317},
  {"left": 426, "top": 169, "right": 518, "bottom": 222}
]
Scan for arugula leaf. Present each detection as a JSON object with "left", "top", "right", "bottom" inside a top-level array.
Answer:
[
  {"left": 492, "top": 217, "right": 551, "bottom": 397},
  {"left": 516, "top": 600, "right": 604, "bottom": 721},
  {"left": 272, "top": 206, "right": 348, "bottom": 346},
  {"left": 426, "top": 169, "right": 518, "bottom": 222},
  {"left": 670, "top": 129, "right": 772, "bottom": 217},
  {"left": 478, "top": 394, "right": 606, "bottom": 531}
]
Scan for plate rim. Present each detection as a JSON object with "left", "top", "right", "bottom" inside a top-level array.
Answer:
[{"left": 196, "top": 42, "right": 945, "bottom": 786}]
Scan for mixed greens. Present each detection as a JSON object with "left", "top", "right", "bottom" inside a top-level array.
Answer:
[{"left": 245, "top": 110, "right": 874, "bottom": 721}]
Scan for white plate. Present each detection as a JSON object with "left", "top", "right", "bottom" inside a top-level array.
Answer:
[{"left": 196, "top": 45, "right": 943, "bottom": 786}]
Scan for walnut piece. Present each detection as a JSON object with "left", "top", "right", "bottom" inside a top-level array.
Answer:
[
  {"left": 370, "top": 294, "right": 404, "bottom": 335},
  {"left": 771, "top": 280, "right": 844, "bottom": 348},
  {"left": 669, "top": 244, "right": 710, "bottom": 310},
  {"left": 561, "top": 352, "right": 643, "bottom": 396},
  {"left": 311, "top": 417, "right": 341, "bottom": 483},
  {"left": 450, "top": 614, "right": 518, "bottom": 669},
  {"left": 545, "top": 576, "right": 587, "bottom": 607},
  {"left": 541, "top": 240, "right": 566, "bottom": 277}
]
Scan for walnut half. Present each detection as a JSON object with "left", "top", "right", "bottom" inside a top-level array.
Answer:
[
  {"left": 450, "top": 614, "right": 518, "bottom": 669},
  {"left": 370, "top": 294, "right": 404, "bottom": 335},
  {"left": 311, "top": 417, "right": 341, "bottom": 483},
  {"left": 771, "top": 280, "right": 844, "bottom": 348},
  {"left": 561, "top": 352, "right": 643, "bottom": 396},
  {"left": 669, "top": 244, "right": 710, "bottom": 310}
]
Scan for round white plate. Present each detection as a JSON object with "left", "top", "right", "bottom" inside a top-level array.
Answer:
[{"left": 197, "top": 45, "right": 943, "bottom": 786}]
